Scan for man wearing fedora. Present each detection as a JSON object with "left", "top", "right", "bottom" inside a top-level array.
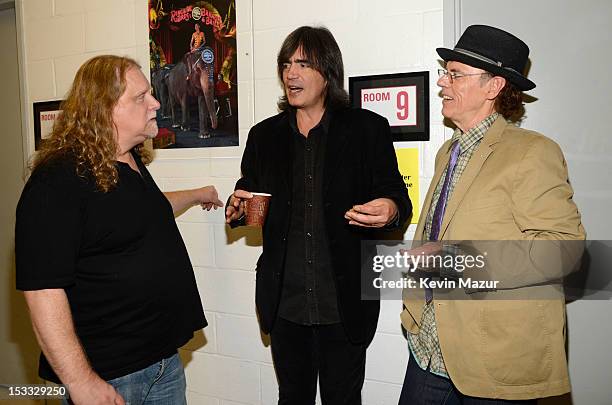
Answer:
[{"left": 399, "top": 25, "right": 585, "bottom": 404}]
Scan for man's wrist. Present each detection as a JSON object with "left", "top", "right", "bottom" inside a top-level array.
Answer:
[{"left": 386, "top": 210, "right": 399, "bottom": 227}]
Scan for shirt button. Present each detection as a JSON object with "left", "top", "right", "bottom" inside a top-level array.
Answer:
[
  {"left": 307, "top": 174, "right": 313, "bottom": 180},
  {"left": 307, "top": 203, "right": 313, "bottom": 208},
  {"left": 307, "top": 288, "right": 313, "bottom": 293}
]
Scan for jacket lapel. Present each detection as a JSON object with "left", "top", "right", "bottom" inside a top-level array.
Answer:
[
  {"left": 274, "top": 116, "right": 294, "bottom": 194},
  {"left": 322, "top": 113, "right": 349, "bottom": 196},
  {"left": 438, "top": 117, "right": 507, "bottom": 238},
  {"left": 413, "top": 141, "right": 452, "bottom": 241}
]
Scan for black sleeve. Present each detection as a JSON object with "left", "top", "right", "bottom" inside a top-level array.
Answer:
[
  {"left": 367, "top": 114, "right": 412, "bottom": 229},
  {"left": 229, "top": 125, "right": 260, "bottom": 228},
  {"left": 235, "top": 125, "right": 260, "bottom": 192},
  {"left": 15, "top": 167, "right": 84, "bottom": 290}
]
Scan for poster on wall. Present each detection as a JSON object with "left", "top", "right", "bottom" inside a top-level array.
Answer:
[
  {"left": 349, "top": 72, "right": 429, "bottom": 142},
  {"left": 148, "top": 0, "right": 238, "bottom": 149},
  {"left": 33, "top": 100, "right": 62, "bottom": 151},
  {"left": 395, "top": 148, "right": 420, "bottom": 224}
]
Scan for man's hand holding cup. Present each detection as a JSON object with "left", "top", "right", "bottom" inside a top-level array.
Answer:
[
  {"left": 225, "top": 189, "right": 252, "bottom": 223},
  {"left": 226, "top": 190, "right": 272, "bottom": 226}
]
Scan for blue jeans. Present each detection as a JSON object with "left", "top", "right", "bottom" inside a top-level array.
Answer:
[
  {"left": 398, "top": 358, "right": 536, "bottom": 405},
  {"left": 63, "top": 352, "right": 186, "bottom": 405}
]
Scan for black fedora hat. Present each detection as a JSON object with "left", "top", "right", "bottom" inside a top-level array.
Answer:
[{"left": 436, "top": 25, "right": 535, "bottom": 91}]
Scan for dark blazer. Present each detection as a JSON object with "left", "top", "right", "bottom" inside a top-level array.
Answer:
[{"left": 233, "top": 107, "right": 411, "bottom": 345}]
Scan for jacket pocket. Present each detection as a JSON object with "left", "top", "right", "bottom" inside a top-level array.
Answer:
[{"left": 479, "top": 302, "right": 552, "bottom": 385}]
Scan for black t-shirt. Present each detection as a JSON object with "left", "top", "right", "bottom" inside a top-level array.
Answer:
[{"left": 15, "top": 152, "right": 207, "bottom": 382}]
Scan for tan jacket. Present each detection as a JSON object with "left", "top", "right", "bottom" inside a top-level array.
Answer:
[{"left": 401, "top": 116, "right": 586, "bottom": 399}]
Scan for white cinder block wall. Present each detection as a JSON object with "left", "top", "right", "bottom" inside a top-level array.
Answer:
[{"left": 17, "top": 0, "right": 446, "bottom": 403}]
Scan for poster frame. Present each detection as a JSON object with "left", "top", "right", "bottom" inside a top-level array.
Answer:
[{"left": 349, "top": 71, "right": 429, "bottom": 142}]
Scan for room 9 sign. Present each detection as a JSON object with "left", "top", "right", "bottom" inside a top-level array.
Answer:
[{"left": 350, "top": 72, "right": 429, "bottom": 141}]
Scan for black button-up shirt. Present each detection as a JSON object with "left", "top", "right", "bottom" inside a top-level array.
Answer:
[{"left": 278, "top": 110, "right": 341, "bottom": 325}]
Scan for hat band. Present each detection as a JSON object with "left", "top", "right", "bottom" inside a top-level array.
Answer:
[{"left": 453, "top": 47, "right": 522, "bottom": 76}]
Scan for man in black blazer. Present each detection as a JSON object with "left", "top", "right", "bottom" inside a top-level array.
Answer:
[{"left": 225, "top": 26, "right": 411, "bottom": 405}]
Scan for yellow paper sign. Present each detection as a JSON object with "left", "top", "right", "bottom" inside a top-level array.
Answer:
[{"left": 395, "top": 148, "right": 419, "bottom": 224}]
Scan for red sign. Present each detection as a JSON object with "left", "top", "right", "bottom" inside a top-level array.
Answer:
[{"left": 170, "top": 6, "right": 193, "bottom": 23}]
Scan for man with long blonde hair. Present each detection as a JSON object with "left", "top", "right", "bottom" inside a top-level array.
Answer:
[{"left": 16, "top": 55, "right": 222, "bottom": 405}]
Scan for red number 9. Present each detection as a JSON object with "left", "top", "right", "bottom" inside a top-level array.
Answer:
[{"left": 396, "top": 91, "right": 409, "bottom": 120}]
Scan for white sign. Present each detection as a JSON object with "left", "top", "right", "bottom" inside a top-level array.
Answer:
[
  {"left": 360, "top": 85, "right": 417, "bottom": 127},
  {"left": 39, "top": 109, "right": 61, "bottom": 139}
]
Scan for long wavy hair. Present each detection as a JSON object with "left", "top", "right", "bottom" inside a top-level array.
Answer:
[
  {"left": 32, "top": 55, "right": 151, "bottom": 192},
  {"left": 277, "top": 26, "right": 350, "bottom": 112}
]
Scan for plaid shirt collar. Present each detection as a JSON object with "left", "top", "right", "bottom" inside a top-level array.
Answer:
[{"left": 450, "top": 112, "right": 499, "bottom": 154}]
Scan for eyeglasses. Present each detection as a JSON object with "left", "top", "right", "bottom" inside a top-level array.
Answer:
[{"left": 438, "top": 68, "right": 491, "bottom": 83}]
